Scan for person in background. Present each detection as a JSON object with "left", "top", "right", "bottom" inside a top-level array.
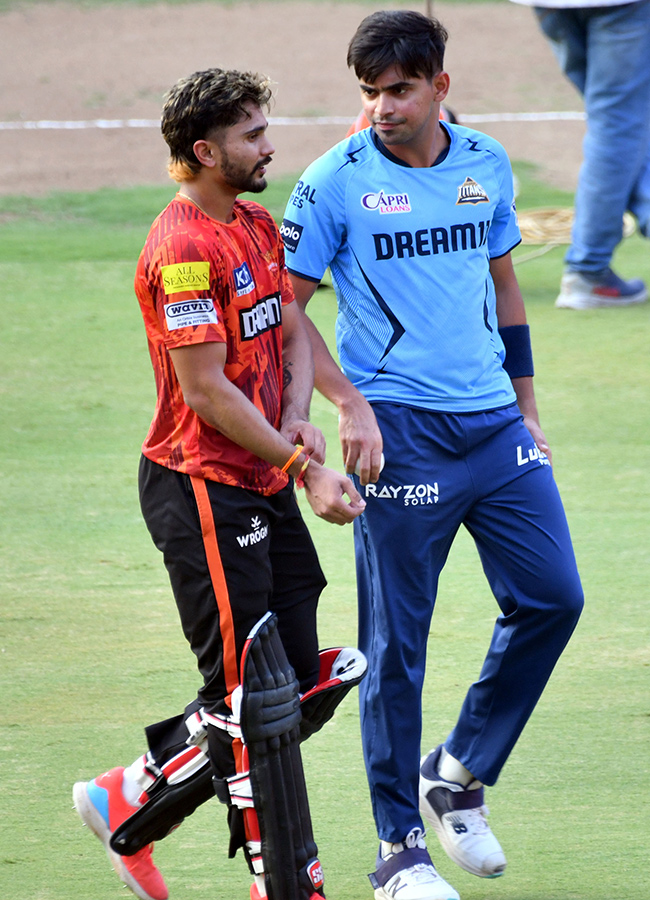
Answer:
[{"left": 510, "top": 0, "right": 650, "bottom": 309}]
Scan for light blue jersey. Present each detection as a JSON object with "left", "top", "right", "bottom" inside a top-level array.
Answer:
[{"left": 282, "top": 123, "right": 522, "bottom": 412}]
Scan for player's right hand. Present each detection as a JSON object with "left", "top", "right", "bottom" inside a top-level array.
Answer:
[{"left": 337, "top": 393, "right": 384, "bottom": 485}]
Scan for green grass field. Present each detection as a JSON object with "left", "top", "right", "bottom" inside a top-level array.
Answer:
[{"left": 1, "top": 161, "right": 648, "bottom": 900}]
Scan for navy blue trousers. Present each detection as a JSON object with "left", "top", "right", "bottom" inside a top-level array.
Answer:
[{"left": 353, "top": 403, "right": 584, "bottom": 842}]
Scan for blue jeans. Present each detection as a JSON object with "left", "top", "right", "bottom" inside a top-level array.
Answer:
[{"left": 536, "top": 1, "right": 650, "bottom": 274}]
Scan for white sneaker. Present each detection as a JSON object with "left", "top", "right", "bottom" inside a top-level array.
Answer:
[
  {"left": 369, "top": 827, "right": 460, "bottom": 900},
  {"left": 419, "top": 747, "right": 506, "bottom": 879},
  {"left": 555, "top": 269, "right": 647, "bottom": 309}
]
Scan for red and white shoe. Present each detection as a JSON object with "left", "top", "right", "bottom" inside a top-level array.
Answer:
[
  {"left": 73, "top": 766, "right": 168, "bottom": 900},
  {"left": 556, "top": 269, "right": 647, "bottom": 309}
]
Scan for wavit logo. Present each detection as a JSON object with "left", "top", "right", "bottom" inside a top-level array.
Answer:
[
  {"left": 163, "top": 298, "right": 218, "bottom": 331},
  {"left": 364, "top": 482, "right": 439, "bottom": 506},
  {"left": 166, "top": 299, "right": 214, "bottom": 318},
  {"left": 361, "top": 190, "right": 411, "bottom": 214},
  {"left": 236, "top": 516, "right": 269, "bottom": 548}
]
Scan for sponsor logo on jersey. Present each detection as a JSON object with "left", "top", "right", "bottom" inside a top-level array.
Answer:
[
  {"left": 239, "top": 292, "right": 282, "bottom": 340},
  {"left": 456, "top": 176, "right": 490, "bottom": 205},
  {"left": 288, "top": 180, "right": 317, "bottom": 209},
  {"left": 279, "top": 219, "right": 304, "bottom": 253},
  {"left": 236, "top": 515, "right": 269, "bottom": 548},
  {"left": 363, "top": 481, "right": 439, "bottom": 506},
  {"left": 161, "top": 261, "right": 210, "bottom": 295},
  {"left": 361, "top": 190, "right": 412, "bottom": 214},
  {"left": 164, "top": 298, "right": 219, "bottom": 331},
  {"left": 516, "top": 444, "right": 550, "bottom": 467},
  {"left": 373, "top": 220, "right": 491, "bottom": 260},
  {"left": 233, "top": 261, "right": 255, "bottom": 296}
]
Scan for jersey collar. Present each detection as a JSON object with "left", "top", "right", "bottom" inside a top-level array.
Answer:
[{"left": 370, "top": 121, "right": 452, "bottom": 169}]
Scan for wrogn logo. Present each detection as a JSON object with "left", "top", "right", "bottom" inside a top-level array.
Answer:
[{"left": 236, "top": 516, "right": 269, "bottom": 548}]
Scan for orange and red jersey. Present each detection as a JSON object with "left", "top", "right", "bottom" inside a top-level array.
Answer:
[{"left": 135, "top": 194, "right": 294, "bottom": 494}]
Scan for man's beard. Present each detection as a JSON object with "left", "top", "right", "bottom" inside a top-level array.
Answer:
[{"left": 220, "top": 148, "right": 271, "bottom": 194}]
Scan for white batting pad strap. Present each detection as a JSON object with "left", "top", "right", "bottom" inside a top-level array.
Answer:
[
  {"left": 143, "top": 752, "right": 163, "bottom": 780},
  {"left": 184, "top": 708, "right": 209, "bottom": 747},
  {"left": 227, "top": 771, "right": 254, "bottom": 809},
  {"left": 123, "top": 754, "right": 158, "bottom": 806},
  {"left": 202, "top": 709, "right": 242, "bottom": 739},
  {"left": 230, "top": 685, "right": 243, "bottom": 722},
  {"left": 248, "top": 842, "right": 264, "bottom": 875}
]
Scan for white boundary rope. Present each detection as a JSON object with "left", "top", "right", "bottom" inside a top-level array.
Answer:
[{"left": 0, "top": 111, "right": 585, "bottom": 131}]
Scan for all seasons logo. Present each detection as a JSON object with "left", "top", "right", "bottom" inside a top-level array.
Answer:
[{"left": 161, "top": 261, "right": 210, "bottom": 295}]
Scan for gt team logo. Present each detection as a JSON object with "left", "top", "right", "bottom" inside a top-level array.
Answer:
[
  {"left": 239, "top": 293, "right": 282, "bottom": 340},
  {"left": 364, "top": 481, "right": 439, "bottom": 506},
  {"left": 456, "top": 177, "right": 490, "bottom": 205},
  {"left": 279, "top": 219, "right": 303, "bottom": 253},
  {"left": 361, "top": 190, "right": 412, "bottom": 214},
  {"left": 164, "top": 298, "right": 218, "bottom": 331},
  {"left": 236, "top": 515, "right": 269, "bottom": 548},
  {"left": 233, "top": 261, "right": 255, "bottom": 296},
  {"left": 161, "top": 261, "right": 210, "bottom": 295}
]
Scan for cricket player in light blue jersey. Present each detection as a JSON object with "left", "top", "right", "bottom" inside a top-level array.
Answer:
[{"left": 282, "top": 11, "right": 584, "bottom": 900}]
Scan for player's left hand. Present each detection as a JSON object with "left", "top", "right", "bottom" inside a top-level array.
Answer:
[{"left": 523, "top": 415, "right": 552, "bottom": 467}]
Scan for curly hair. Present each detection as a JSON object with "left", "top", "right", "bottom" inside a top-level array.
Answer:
[
  {"left": 161, "top": 68, "right": 272, "bottom": 182},
  {"left": 347, "top": 10, "right": 448, "bottom": 84}
]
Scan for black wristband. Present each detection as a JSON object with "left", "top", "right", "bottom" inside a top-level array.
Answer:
[{"left": 499, "top": 324, "right": 534, "bottom": 379}]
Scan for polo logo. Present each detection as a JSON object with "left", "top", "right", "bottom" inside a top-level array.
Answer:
[{"left": 279, "top": 219, "right": 303, "bottom": 253}]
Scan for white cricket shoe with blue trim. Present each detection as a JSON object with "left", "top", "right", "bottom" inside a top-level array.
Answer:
[
  {"left": 419, "top": 747, "right": 506, "bottom": 879},
  {"left": 369, "top": 827, "right": 460, "bottom": 900}
]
